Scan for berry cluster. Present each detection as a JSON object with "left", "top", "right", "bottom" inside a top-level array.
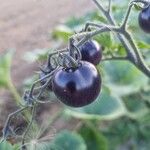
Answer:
[
  {"left": 40, "top": 40, "right": 103, "bottom": 107},
  {"left": 39, "top": 2, "right": 150, "bottom": 107}
]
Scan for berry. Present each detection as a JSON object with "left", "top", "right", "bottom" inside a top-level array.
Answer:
[
  {"left": 138, "top": 4, "right": 150, "bottom": 33},
  {"left": 79, "top": 40, "right": 102, "bottom": 65},
  {"left": 52, "top": 61, "right": 101, "bottom": 107}
]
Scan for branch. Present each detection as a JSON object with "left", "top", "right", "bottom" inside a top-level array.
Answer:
[
  {"left": 102, "top": 56, "right": 128, "bottom": 61},
  {"left": 91, "top": 0, "right": 136, "bottom": 64},
  {"left": 121, "top": 3, "right": 133, "bottom": 29},
  {"left": 92, "top": 0, "right": 107, "bottom": 14},
  {"left": 121, "top": 0, "right": 149, "bottom": 29},
  {"left": 22, "top": 105, "right": 36, "bottom": 149},
  {"left": 91, "top": 0, "right": 150, "bottom": 77},
  {"left": 75, "top": 25, "right": 121, "bottom": 46},
  {"left": 124, "top": 31, "right": 150, "bottom": 77},
  {"left": 84, "top": 22, "right": 103, "bottom": 31},
  {"left": 108, "top": 0, "right": 112, "bottom": 13}
]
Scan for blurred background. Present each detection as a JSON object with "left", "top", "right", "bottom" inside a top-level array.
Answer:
[
  {"left": 0, "top": 0, "right": 150, "bottom": 150},
  {"left": 0, "top": 0, "right": 94, "bottom": 85}
]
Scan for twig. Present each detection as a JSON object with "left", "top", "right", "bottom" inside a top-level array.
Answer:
[
  {"left": 108, "top": 0, "right": 112, "bottom": 13},
  {"left": 102, "top": 56, "right": 128, "bottom": 61},
  {"left": 21, "top": 105, "right": 37, "bottom": 150},
  {"left": 91, "top": 0, "right": 150, "bottom": 77}
]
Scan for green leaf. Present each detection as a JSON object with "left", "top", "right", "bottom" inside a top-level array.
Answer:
[
  {"left": 102, "top": 61, "right": 148, "bottom": 95},
  {"left": 79, "top": 124, "right": 108, "bottom": 150},
  {"left": 122, "top": 92, "right": 150, "bottom": 120},
  {"left": 27, "top": 130, "right": 86, "bottom": 150},
  {"left": 137, "top": 41, "right": 150, "bottom": 49},
  {"left": 0, "top": 141, "right": 14, "bottom": 150},
  {"left": 94, "top": 33, "right": 112, "bottom": 48},
  {"left": 65, "top": 11, "right": 107, "bottom": 29},
  {"left": 12, "top": 144, "right": 20, "bottom": 150},
  {"left": 27, "top": 142, "right": 55, "bottom": 150},
  {"left": 89, "top": 11, "right": 107, "bottom": 23},
  {"left": 0, "top": 50, "right": 14, "bottom": 88},
  {"left": 103, "top": 116, "right": 150, "bottom": 150},
  {"left": 65, "top": 87, "right": 126, "bottom": 120},
  {"left": 23, "top": 48, "right": 50, "bottom": 63},
  {"left": 50, "top": 130, "right": 87, "bottom": 150},
  {"left": 52, "top": 25, "right": 73, "bottom": 42},
  {"left": 65, "top": 16, "right": 85, "bottom": 29},
  {"left": 134, "top": 3, "right": 143, "bottom": 11}
]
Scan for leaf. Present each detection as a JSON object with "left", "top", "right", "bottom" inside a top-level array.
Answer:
[
  {"left": 0, "top": 50, "right": 14, "bottom": 88},
  {"left": 123, "top": 93, "right": 149, "bottom": 113},
  {"left": 12, "top": 144, "right": 20, "bottom": 150},
  {"left": 89, "top": 11, "right": 107, "bottom": 23},
  {"left": 51, "top": 11, "right": 109, "bottom": 43},
  {"left": 51, "top": 130, "right": 87, "bottom": 150},
  {"left": 23, "top": 48, "right": 50, "bottom": 63},
  {"left": 27, "top": 130, "right": 86, "bottom": 150},
  {"left": 137, "top": 41, "right": 150, "bottom": 49},
  {"left": 103, "top": 116, "right": 150, "bottom": 150},
  {"left": 65, "top": 11, "right": 107, "bottom": 29},
  {"left": 79, "top": 124, "right": 108, "bottom": 150},
  {"left": 102, "top": 61, "right": 148, "bottom": 95},
  {"left": 134, "top": 3, "right": 143, "bottom": 11},
  {"left": 65, "top": 16, "right": 85, "bottom": 29},
  {"left": 65, "top": 87, "right": 126, "bottom": 120},
  {"left": 94, "top": 33, "right": 112, "bottom": 48},
  {"left": 0, "top": 141, "right": 13, "bottom": 150},
  {"left": 52, "top": 25, "right": 73, "bottom": 42},
  {"left": 27, "top": 142, "right": 55, "bottom": 150}
]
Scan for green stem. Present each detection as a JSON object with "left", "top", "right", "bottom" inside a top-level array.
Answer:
[
  {"left": 91, "top": 0, "right": 150, "bottom": 77},
  {"left": 91, "top": 0, "right": 136, "bottom": 61},
  {"left": 124, "top": 32, "right": 150, "bottom": 77},
  {"left": 7, "top": 76, "right": 31, "bottom": 121},
  {"left": 22, "top": 105, "right": 37, "bottom": 149},
  {"left": 7, "top": 77, "right": 22, "bottom": 106},
  {"left": 39, "top": 109, "right": 63, "bottom": 138}
]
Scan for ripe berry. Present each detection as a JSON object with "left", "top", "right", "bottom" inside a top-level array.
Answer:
[
  {"left": 52, "top": 61, "right": 101, "bottom": 107},
  {"left": 138, "top": 4, "right": 150, "bottom": 33},
  {"left": 79, "top": 40, "right": 102, "bottom": 65}
]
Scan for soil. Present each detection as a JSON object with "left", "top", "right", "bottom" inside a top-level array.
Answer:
[
  {"left": 0, "top": 0, "right": 94, "bottom": 143},
  {"left": 0, "top": 0, "right": 94, "bottom": 85}
]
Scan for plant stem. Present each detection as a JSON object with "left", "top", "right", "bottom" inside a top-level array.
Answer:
[
  {"left": 121, "top": 3, "right": 133, "bottom": 29},
  {"left": 22, "top": 105, "right": 37, "bottom": 150},
  {"left": 38, "top": 109, "right": 63, "bottom": 138},
  {"left": 124, "top": 32, "right": 150, "bottom": 77},
  {"left": 91, "top": 0, "right": 136, "bottom": 62},
  {"left": 7, "top": 77, "right": 22, "bottom": 106},
  {"left": 108, "top": 0, "right": 112, "bottom": 13},
  {"left": 91, "top": 0, "right": 150, "bottom": 77},
  {"left": 7, "top": 76, "right": 31, "bottom": 121},
  {"left": 102, "top": 56, "right": 128, "bottom": 61}
]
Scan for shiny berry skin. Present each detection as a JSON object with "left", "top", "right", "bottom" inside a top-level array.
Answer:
[
  {"left": 79, "top": 40, "right": 102, "bottom": 65},
  {"left": 39, "top": 71, "right": 52, "bottom": 90},
  {"left": 52, "top": 61, "right": 101, "bottom": 107},
  {"left": 138, "top": 4, "right": 150, "bottom": 33}
]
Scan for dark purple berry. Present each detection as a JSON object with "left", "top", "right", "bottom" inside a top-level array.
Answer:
[
  {"left": 52, "top": 61, "right": 101, "bottom": 107},
  {"left": 138, "top": 4, "right": 150, "bottom": 33},
  {"left": 79, "top": 40, "right": 102, "bottom": 65}
]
